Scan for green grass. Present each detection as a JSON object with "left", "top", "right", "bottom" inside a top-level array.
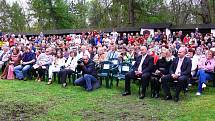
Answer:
[{"left": 0, "top": 79, "right": 214, "bottom": 121}]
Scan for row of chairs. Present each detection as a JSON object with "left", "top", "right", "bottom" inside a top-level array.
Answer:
[
  {"left": 29, "top": 58, "right": 132, "bottom": 86},
  {"left": 97, "top": 58, "right": 215, "bottom": 96},
  {"left": 31, "top": 58, "right": 215, "bottom": 92},
  {"left": 97, "top": 58, "right": 133, "bottom": 88}
]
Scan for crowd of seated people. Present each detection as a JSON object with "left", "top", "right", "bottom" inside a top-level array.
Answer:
[{"left": 0, "top": 30, "right": 214, "bottom": 102}]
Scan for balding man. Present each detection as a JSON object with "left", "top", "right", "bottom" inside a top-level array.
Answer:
[
  {"left": 161, "top": 47, "right": 191, "bottom": 102},
  {"left": 122, "top": 46, "right": 154, "bottom": 99}
]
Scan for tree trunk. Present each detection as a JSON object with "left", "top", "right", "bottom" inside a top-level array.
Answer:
[
  {"left": 47, "top": 0, "right": 57, "bottom": 29},
  {"left": 213, "top": 0, "right": 215, "bottom": 22},
  {"left": 200, "top": 0, "right": 211, "bottom": 24},
  {"left": 128, "top": 0, "right": 135, "bottom": 27}
]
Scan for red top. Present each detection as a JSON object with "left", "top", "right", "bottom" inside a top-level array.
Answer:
[
  {"left": 128, "top": 37, "right": 135, "bottom": 44},
  {"left": 137, "top": 36, "right": 144, "bottom": 44},
  {"left": 66, "top": 36, "right": 71, "bottom": 41},
  {"left": 9, "top": 38, "right": 15, "bottom": 47},
  {"left": 150, "top": 52, "right": 159, "bottom": 65},
  {"left": 183, "top": 37, "right": 190, "bottom": 44}
]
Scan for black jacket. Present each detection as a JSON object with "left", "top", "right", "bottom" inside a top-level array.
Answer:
[
  {"left": 169, "top": 57, "right": 192, "bottom": 76},
  {"left": 154, "top": 58, "right": 172, "bottom": 75},
  {"left": 82, "top": 59, "right": 97, "bottom": 77},
  {"left": 132, "top": 55, "right": 154, "bottom": 73}
]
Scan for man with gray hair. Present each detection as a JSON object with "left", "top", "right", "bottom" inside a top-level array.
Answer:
[
  {"left": 122, "top": 46, "right": 154, "bottom": 99},
  {"left": 161, "top": 47, "right": 192, "bottom": 102}
]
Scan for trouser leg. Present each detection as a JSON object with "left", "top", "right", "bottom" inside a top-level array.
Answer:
[
  {"left": 161, "top": 75, "right": 173, "bottom": 97},
  {"left": 124, "top": 71, "right": 135, "bottom": 93},
  {"left": 141, "top": 73, "right": 151, "bottom": 95}
]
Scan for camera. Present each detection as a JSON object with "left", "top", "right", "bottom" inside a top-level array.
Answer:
[
  {"left": 77, "top": 58, "right": 84, "bottom": 72},
  {"left": 77, "top": 58, "right": 83, "bottom": 64}
]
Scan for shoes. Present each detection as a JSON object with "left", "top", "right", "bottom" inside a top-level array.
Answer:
[
  {"left": 151, "top": 93, "right": 155, "bottom": 98},
  {"left": 151, "top": 92, "right": 160, "bottom": 98},
  {"left": 188, "top": 84, "right": 192, "bottom": 87},
  {"left": 196, "top": 92, "right": 201, "bottom": 96},
  {"left": 1, "top": 76, "right": 6, "bottom": 79},
  {"left": 122, "top": 92, "right": 131, "bottom": 96},
  {"left": 154, "top": 93, "right": 159, "bottom": 98},
  {"left": 92, "top": 82, "right": 100, "bottom": 89},
  {"left": 139, "top": 94, "right": 145, "bottom": 99},
  {"left": 86, "top": 88, "right": 93, "bottom": 92},
  {"left": 174, "top": 97, "right": 179, "bottom": 102},
  {"left": 47, "top": 81, "right": 52, "bottom": 85},
  {"left": 35, "top": 77, "right": 39, "bottom": 82},
  {"left": 38, "top": 79, "right": 41, "bottom": 82},
  {"left": 202, "top": 83, "right": 206, "bottom": 89},
  {"left": 62, "top": 83, "right": 67, "bottom": 88},
  {"left": 164, "top": 95, "right": 172, "bottom": 100},
  {"left": 151, "top": 92, "right": 159, "bottom": 98}
]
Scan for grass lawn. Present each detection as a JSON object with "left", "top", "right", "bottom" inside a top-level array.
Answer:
[{"left": 0, "top": 79, "right": 214, "bottom": 121}]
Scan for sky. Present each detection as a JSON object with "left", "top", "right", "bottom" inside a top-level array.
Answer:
[
  {"left": 7, "top": 0, "right": 172, "bottom": 7},
  {"left": 7, "top": 0, "right": 91, "bottom": 8},
  {"left": 7, "top": 0, "right": 28, "bottom": 10},
  {"left": 6, "top": 0, "right": 199, "bottom": 12}
]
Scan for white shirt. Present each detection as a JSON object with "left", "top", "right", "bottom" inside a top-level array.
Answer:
[
  {"left": 74, "top": 38, "right": 82, "bottom": 44},
  {"left": 210, "top": 47, "right": 215, "bottom": 52},
  {"left": 175, "top": 57, "right": 185, "bottom": 75},
  {"left": 0, "top": 51, "right": 10, "bottom": 62},
  {"left": 51, "top": 57, "right": 65, "bottom": 68},
  {"left": 65, "top": 56, "right": 78, "bottom": 71},
  {"left": 111, "top": 32, "right": 118, "bottom": 42},
  {"left": 137, "top": 54, "right": 147, "bottom": 72},
  {"left": 103, "top": 38, "right": 110, "bottom": 45},
  {"left": 192, "top": 54, "right": 201, "bottom": 71},
  {"left": 78, "top": 50, "right": 90, "bottom": 59}
]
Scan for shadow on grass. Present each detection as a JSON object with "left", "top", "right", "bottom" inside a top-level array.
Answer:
[
  {"left": 0, "top": 101, "right": 48, "bottom": 121},
  {"left": 0, "top": 80, "right": 214, "bottom": 121}
]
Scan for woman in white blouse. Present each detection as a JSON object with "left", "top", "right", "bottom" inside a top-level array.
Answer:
[
  {"left": 47, "top": 50, "right": 65, "bottom": 84},
  {"left": 59, "top": 51, "right": 78, "bottom": 87}
]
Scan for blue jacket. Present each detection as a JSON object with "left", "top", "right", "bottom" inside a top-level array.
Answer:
[{"left": 22, "top": 52, "right": 36, "bottom": 64}]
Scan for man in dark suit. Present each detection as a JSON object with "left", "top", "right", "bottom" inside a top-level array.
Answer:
[
  {"left": 122, "top": 46, "right": 154, "bottom": 99},
  {"left": 161, "top": 47, "right": 192, "bottom": 102}
]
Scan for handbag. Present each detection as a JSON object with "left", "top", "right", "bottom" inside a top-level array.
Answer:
[{"left": 7, "top": 65, "right": 14, "bottom": 80}]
